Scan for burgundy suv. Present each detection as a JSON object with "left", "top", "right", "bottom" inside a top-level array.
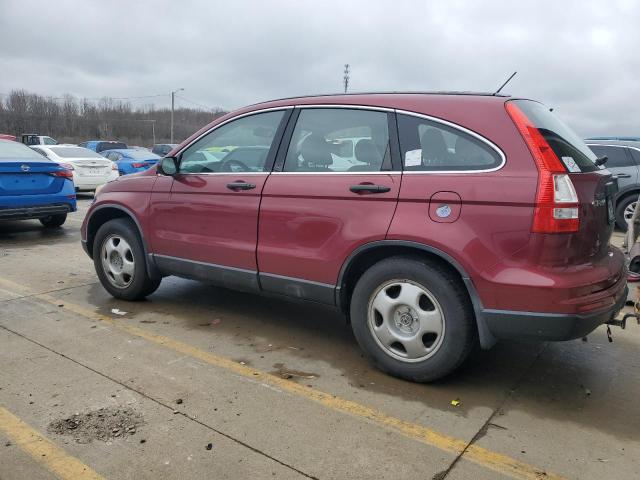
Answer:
[{"left": 81, "top": 93, "right": 627, "bottom": 381}]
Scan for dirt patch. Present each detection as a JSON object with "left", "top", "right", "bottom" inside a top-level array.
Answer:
[
  {"left": 271, "top": 363, "right": 319, "bottom": 381},
  {"left": 48, "top": 407, "right": 143, "bottom": 444}
]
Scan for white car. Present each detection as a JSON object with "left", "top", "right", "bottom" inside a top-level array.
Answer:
[{"left": 30, "top": 145, "right": 119, "bottom": 191}]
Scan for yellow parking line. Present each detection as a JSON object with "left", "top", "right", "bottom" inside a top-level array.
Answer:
[
  {"left": 0, "top": 406, "right": 104, "bottom": 480},
  {"left": 0, "top": 277, "right": 566, "bottom": 480}
]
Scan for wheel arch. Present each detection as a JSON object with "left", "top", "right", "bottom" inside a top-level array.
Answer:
[
  {"left": 336, "top": 240, "right": 497, "bottom": 349},
  {"left": 85, "top": 204, "right": 161, "bottom": 279}
]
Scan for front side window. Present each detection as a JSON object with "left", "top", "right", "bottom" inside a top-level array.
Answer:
[
  {"left": 588, "top": 145, "right": 633, "bottom": 168},
  {"left": 283, "top": 108, "right": 390, "bottom": 172},
  {"left": 179, "top": 111, "right": 285, "bottom": 173},
  {"left": 397, "top": 114, "right": 501, "bottom": 171}
]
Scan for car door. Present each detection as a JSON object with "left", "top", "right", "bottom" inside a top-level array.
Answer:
[
  {"left": 147, "top": 109, "right": 291, "bottom": 292},
  {"left": 257, "top": 107, "right": 402, "bottom": 304},
  {"left": 587, "top": 144, "right": 638, "bottom": 192}
]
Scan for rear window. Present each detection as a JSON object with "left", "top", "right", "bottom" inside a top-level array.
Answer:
[
  {"left": 0, "top": 140, "right": 45, "bottom": 160},
  {"left": 50, "top": 147, "right": 105, "bottom": 159},
  {"left": 512, "top": 100, "right": 598, "bottom": 172},
  {"left": 97, "top": 142, "right": 128, "bottom": 152}
]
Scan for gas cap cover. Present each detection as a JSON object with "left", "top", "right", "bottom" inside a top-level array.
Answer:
[{"left": 428, "top": 191, "right": 462, "bottom": 223}]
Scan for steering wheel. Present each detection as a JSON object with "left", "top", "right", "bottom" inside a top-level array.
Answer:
[{"left": 220, "top": 158, "right": 251, "bottom": 172}]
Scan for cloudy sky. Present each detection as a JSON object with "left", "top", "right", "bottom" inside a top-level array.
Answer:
[{"left": 1, "top": 0, "right": 638, "bottom": 136}]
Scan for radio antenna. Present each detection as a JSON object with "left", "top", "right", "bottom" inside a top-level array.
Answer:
[{"left": 493, "top": 71, "right": 517, "bottom": 95}]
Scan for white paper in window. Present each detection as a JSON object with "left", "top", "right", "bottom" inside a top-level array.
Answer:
[
  {"left": 562, "top": 156, "right": 581, "bottom": 173},
  {"left": 405, "top": 149, "right": 422, "bottom": 167}
]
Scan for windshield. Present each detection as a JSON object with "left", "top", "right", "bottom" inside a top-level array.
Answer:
[
  {"left": 512, "top": 100, "right": 598, "bottom": 172},
  {"left": 50, "top": 147, "right": 105, "bottom": 159},
  {"left": 123, "top": 150, "right": 161, "bottom": 160},
  {"left": 0, "top": 140, "right": 46, "bottom": 160}
]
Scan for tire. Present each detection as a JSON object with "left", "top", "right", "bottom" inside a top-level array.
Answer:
[
  {"left": 350, "top": 256, "right": 476, "bottom": 382},
  {"left": 615, "top": 195, "right": 638, "bottom": 231},
  {"left": 39, "top": 213, "right": 67, "bottom": 228},
  {"left": 93, "top": 218, "right": 161, "bottom": 300}
]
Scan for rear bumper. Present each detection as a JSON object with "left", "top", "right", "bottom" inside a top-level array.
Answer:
[
  {"left": 483, "top": 284, "right": 628, "bottom": 341},
  {"left": 0, "top": 203, "right": 72, "bottom": 221}
]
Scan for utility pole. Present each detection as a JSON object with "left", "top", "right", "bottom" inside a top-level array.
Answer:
[
  {"left": 170, "top": 88, "right": 184, "bottom": 143},
  {"left": 343, "top": 64, "right": 350, "bottom": 94}
]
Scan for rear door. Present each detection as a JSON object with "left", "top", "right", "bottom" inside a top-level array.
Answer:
[
  {"left": 147, "top": 109, "right": 290, "bottom": 290},
  {"left": 257, "top": 107, "right": 402, "bottom": 304}
]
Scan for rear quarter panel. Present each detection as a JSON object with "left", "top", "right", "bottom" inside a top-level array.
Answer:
[{"left": 387, "top": 99, "right": 538, "bottom": 307}]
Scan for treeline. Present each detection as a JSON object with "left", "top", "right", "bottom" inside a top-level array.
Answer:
[{"left": 0, "top": 90, "right": 227, "bottom": 146}]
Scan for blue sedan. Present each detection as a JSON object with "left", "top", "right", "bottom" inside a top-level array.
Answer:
[
  {"left": 100, "top": 149, "right": 161, "bottom": 175},
  {"left": 0, "top": 139, "right": 76, "bottom": 227}
]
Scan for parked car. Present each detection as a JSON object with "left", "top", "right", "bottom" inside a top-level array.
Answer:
[
  {"left": 0, "top": 134, "right": 17, "bottom": 142},
  {"left": 21, "top": 133, "right": 57, "bottom": 146},
  {"left": 0, "top": 139, "right": 76, "bottom": 227},
  {"left": 78, "top": 140, "right": 128, "bottom": 153},
  {"left": 81, "top": 93, "right": 626, "bottom": 382},
  {"left": 586, "top": 140, "right": 640, "bottom": 229},
  {"left": 100, "top": 149, "right": 160, "bottom": 175},
  {"left": 30, "top": 145, "right": 119, "bottom": 192},
  {"left": 151, "top": 144, "right": 179, "bottom": 157}
]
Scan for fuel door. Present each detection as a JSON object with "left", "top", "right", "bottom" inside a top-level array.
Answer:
[{"left": 428, "top": 191, "right": 461, "bottom": 223}]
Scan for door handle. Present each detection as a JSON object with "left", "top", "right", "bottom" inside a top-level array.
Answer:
[
  {"left": 226, "top": 181, "right": 256, "bottom": 191},
  {"left": 349, "top": 184, "right": 391, "bottom": 194},
  {"left": 615, "top": 173, "right": 631, "bottom": 179}
]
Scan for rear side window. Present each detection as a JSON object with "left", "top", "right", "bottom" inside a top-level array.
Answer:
[
  {"left": 396, "top": 114, "right": 502, "bottom": 171},
  {"left": 511, "top": 100, "right": 597, "bottom": 172},
  {"left": 588, "top": 145, "right": 634, "bottom": 168}
]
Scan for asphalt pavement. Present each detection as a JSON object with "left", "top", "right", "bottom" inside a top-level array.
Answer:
[{"left": 0, "top": 196, "right": 639, "bottom": 480}]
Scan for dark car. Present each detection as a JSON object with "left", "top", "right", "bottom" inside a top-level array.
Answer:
[
  {"left": 81, "top": 92, "right": 626, "bottom": 382},
  {"left": 151, "top": 144, "right": 178, "bottom": 157},
  {"left": 586, "top": 140, "right": 640, "bottom": 229},
  {"left": 78, "top": 140, "right": 128, "bottom": 153}
]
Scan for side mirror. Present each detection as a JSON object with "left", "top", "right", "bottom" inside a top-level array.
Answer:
[{"left": 158, "top": 156, "right": 178, "bottom": 176}]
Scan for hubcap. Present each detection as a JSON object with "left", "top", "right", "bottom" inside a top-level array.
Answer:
[
  {"left": 367, "top": 280, "right": 445, "bottom": 362},
  {"left": 624, "top": 201, "right": 637, "bottom": 222},
  {"left": 101, "top": 235, "right": 135, "bottom": 288}
]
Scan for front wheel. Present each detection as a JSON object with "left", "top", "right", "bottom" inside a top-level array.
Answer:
[
  {"left": 616, "top": 195, "right": 638, "bottom": 231},
  {"left": 40, "top": 214, "right": 67, "bottom": 228},
  {"left": 350, "top": 256, "right": 476, "bottom": 382},
  {"left": 93, "top": 218, "right": 161, "bottom": 300}
]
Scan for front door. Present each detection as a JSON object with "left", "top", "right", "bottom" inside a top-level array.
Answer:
[
  {"left": 148, "top": 109, "right": 290, "bottom": 290},
  {"left": 257, "top": 107, "right": 402, "bottom": 303}
]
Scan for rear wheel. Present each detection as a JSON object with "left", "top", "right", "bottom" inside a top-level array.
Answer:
[
  {"left": 350, "top": 256, "right": 476, "bottom": 382},
  {"left": 39, "top": 214, "right": 67, "bottom": 228},
  {"left": 93, "top": 218, "right": 161, "bottom": 300}
]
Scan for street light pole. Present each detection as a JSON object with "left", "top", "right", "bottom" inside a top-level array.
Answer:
[{"left": 170, "top": 88, "right": 184, "bottom": 144}]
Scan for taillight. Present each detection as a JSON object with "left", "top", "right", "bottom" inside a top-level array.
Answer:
[
  {"left": 111, "top": 162, "right": 118, "bottom": 170},
  {"left": 50, "top": 164, "right": 74, "bottom": 180},
  {"left": 131, "top": 162, "right": 146, "bottom": 168},
  {"left": 506, "top": 102, "right": 579, "bottom": 233}
]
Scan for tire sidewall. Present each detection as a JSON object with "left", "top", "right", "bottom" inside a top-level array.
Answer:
[
  {"left": 615, "top": 195, "right": 636, "bottom": 231},
  {"left": 93, "top": 219, "right": 151, "bottom": 300},
  {"left": 350, "top": 257, "right": 474, "bottom": 382}
]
